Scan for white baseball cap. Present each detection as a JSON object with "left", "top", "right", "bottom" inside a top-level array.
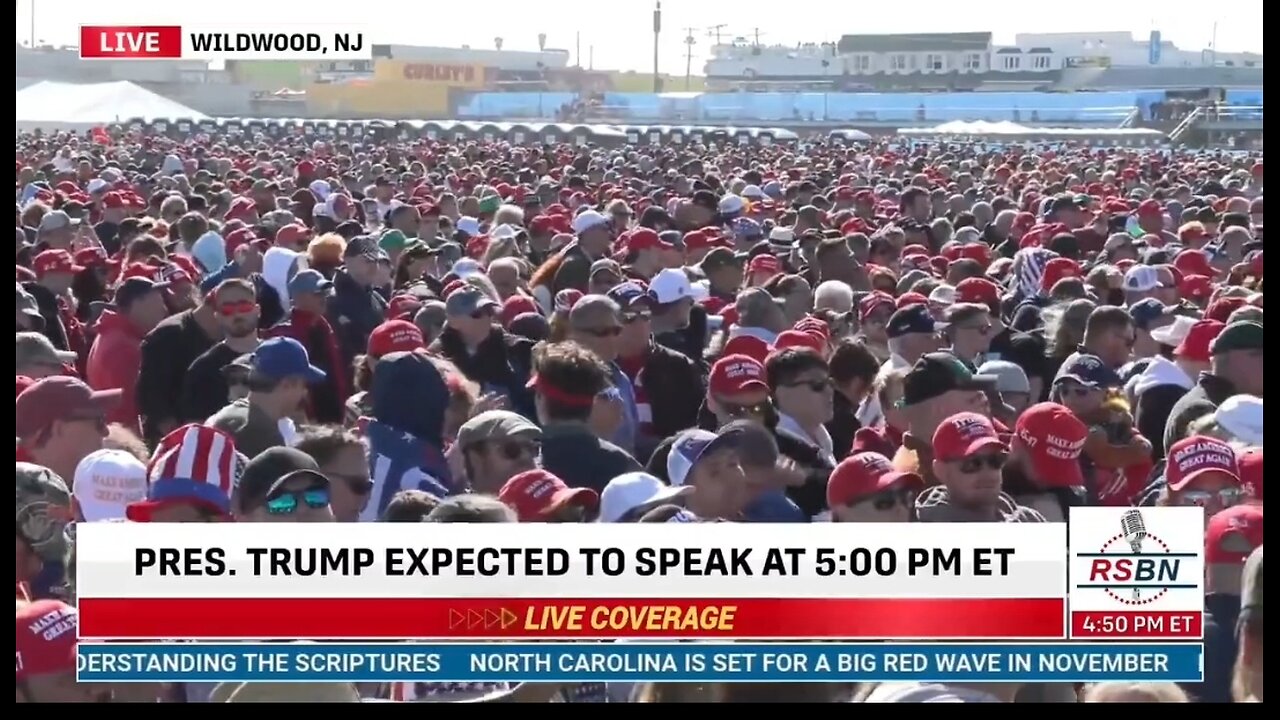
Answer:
[
  {"left": 649, "top": 268, "right": 693, "bottom": 304},
  {"left": 86, "top": 178, "right": 110, "bottom": 195},
  {"left": 571, "top": 209, "right": 609, "bottom": 234},
  {"left": 455, "top": 216, "right": 482, "bottom": 237},
  {"left": 1215, "top": 395, "right": 1263, "bottom": 447},
  {"left": 490, "top": 223, "right": 520, "bottom": 242},
  {"left": 1150, "top": 315, "right": 1197, "bottom": 347},
  {"left": 741, "top": 184, "right": 764, "bottom": 199},
  {"left": 598, "top": 472, "right": 692, "bottom": 523},
  {"left": 1124, "top": 265, "right": 1159, "bottom": 293},
  {"left": 73, "top": 448, "right": 148, "bottom": 522}
]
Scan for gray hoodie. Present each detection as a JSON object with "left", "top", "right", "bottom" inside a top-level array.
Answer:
[{"left": 914, "top": 486, "right": 1046, "bottom": 523}]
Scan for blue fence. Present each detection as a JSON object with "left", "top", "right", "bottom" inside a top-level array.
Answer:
[{"left": 457, "top": 91, "right": 1167, "bottom": 124}]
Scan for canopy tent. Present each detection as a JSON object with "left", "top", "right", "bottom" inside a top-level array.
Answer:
[
  {"left": 896, "top": 120, "right": 1165, "bottom": 139},
  {"left": 16, "top": 81, "right": 208, "bottom": 132}
]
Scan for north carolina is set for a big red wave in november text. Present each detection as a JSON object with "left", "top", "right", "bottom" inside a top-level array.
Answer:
[{"left": 78, "top": 25, "right": 369, "bottom": 60}]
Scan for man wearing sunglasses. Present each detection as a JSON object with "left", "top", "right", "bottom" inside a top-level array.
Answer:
[
  {"left": 827, "top": 451, "right": 923, "bottom": 523},
  {"left": 943, "top": 303, "right": 1000, "bottom": 370},
  {"left": 457, "top": 410, "right": 542, "bottom": 495},
  {"left": 236, "top": 447, "right": 335, "bottom": 523},
  {"left": 919, "top": 411, "right": 1045, "bottom": 523},
  {"left": 181, "top": 278, "right": 261, "bottom": 422},
  {"left": 568, "top": 294, "right": 639, "bottom": 454}
]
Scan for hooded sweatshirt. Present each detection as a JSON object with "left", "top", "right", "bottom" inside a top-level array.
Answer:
[
  {"left": 85, "top": 309, "right": 147, "bottom": 428},
  {"left": 1133, "top": 356, "right": 1196, "bottom": 460},
  {"left": 363, "top": 352, "right": 452, "bottom": 521},
  {"left": 261, "top": 247, "right": 301, "bottom": 314},
  {"left": 190, "top": 231, "right": 227, "bottom": 276},
  {"left": 913, "top": 486, "right": 1047, "bottom": 523}
]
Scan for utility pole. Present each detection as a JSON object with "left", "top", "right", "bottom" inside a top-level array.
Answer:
[
  {"left": 683, "top": 27, "right": 696, "bottom": 90},
  {"left": 753, "top": 27, "right": 762, "bottom": 46},
  {"left": 652, "top": 1, "right": 662, "bottom": 92},
  {"left": 575, "top": 31, "right": 581, "bottom": 68},
  {"left": 706, "top": 24, "right": 728, "bottom": 46},
  {"left": 30, "top": 0, "right": 36, "bottom": 47}
]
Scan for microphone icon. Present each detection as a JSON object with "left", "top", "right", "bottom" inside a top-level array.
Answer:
[{"left": 1120, "top": 510, "right": 1147, "bottom": 601}]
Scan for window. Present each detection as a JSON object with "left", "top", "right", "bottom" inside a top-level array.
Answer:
[
  {"left": 964, "top": 53, "right": 983, "bottom": 71},
  {"left": 1002, "top": 55, "right": 1021, "bottom": 70},
  {"left": 925, "top": 53, "right": 945, "bottom": 71},
  {"left": 889, "top": 54, "right": 907, "bottom": 71},
  {"left": 851, "top": 54, "right": 871, "bottom": 72},
  {"left": 1032, "top": 55, "right": 1052, "bottom": 70}
]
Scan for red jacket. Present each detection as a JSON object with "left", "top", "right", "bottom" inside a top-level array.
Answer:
[{"left": 85, "top": 310, "right": 146, "bottom": 429}]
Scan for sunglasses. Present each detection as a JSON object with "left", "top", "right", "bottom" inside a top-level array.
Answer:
[
  {"left": 217, "top": 300, "right": 257, "bottom": 316},
  {"left": 861, "top": 487, "right": 916, "bottom": 512},
  {"left": 582, "top": 325, "right": 623, "bottom": 337},
  {"left": 956, "top": 453, "right": 1008, "bottom": 474},
  {"left": 622, "top": 311, "right": 652, "bottom": 324},
  {"left": 721, "top": 400, "right": 771, "bottom": 418},
  {"left": 265, "top": 485, "right": 330, "bottom": 515},
  {"left": 1178, "top": 487, "right": 1243, "bottom": 509},
  {"left": 784, "top": 378, "right": 831, "bottom": 393},
  {"left": 1064, "top": 385, "right": 1095, "bottom": 398}
]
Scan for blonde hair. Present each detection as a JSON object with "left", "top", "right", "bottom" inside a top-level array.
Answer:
[
  {"left": 1045, "top": 299, "right": 1096, "bottom": 357},
  {"left": 104, "top": 423, "right": 151, "bottom": 463},
  {"left": 462, "top": 274, "right": 501, "bottom": 303},
  {"left": 1083, "top": 682, "right": 1189, "bottom": 703},
  {"left": 307, "top": 233, "right": 347, "bottom": 267}
]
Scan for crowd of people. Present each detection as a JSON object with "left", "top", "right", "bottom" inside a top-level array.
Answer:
[{"left": 15, "top": 122, "right": 1264, "bottom": 703}]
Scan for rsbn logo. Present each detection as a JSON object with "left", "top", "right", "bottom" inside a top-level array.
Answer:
[{"left": 1077, "top": 509, "right": 1194, "bottom": 606}]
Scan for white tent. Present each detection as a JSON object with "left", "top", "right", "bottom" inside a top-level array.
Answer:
[{"left": 16, "top": 81, "right": 208, "bottom": 132}]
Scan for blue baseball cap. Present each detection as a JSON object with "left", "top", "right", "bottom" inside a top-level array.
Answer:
[
  {"left": 1127, "top": 297, "right": 1172, "bottom": 331},
  {"left": 886, "top": 304, "right": 936, "bottom": 339},
  {"left": 731, "top": 217, "right": 763, "bottom": 241},
  {"left": 287, "top": 269, "right": 333, "bottom": 296},
  {"left": 607, "top": 282, "right": 653, "bottom": 310},
  {"left": 667, "top": 428, "right": 741, "bottom": 487},
  {"left": 1053, "top": 353, "right": 1121, "bottom": 389},
  {"left": 250, "top": 337, "right": 326, "bottom": 384}
]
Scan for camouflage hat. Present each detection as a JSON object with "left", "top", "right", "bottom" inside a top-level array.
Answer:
[{"left": 16, "top": 463, "right": 74, "bottom": 563}]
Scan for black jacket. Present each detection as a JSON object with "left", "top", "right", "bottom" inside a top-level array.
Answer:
[
  {"left": 541, "top": 422, "right": 642, "bottom": 494},
  {"left": 180, "top": 342, "right": 241, "bottom": 422},
  {"left": 1163, "top": 373, "right": 1238, "bottom": 452},
  {"left": 632, "top": 342, "right": 705, "bottom": 462},
  {"left": 552, "top": 244, "right": 592, "bottom": 293},
  {"left": 654, "top": 304, "right": 709, "bottom": 370},
  {"left": 137, "top": 309, "right": 218, "bottom": 443},
  {"left": 824, "top": 391, "right": 862, "bottom": 462},
  {"left": 773, "top": 431, "right": 834, "bottom": 518},
  {"left": 21, "top": 282, "right": 69, "bottom": 351},
  {"left": 326, "top": 269, "right": 388, "bottom": 374},
  {"left": 431, "top": 326, "right": 537, "bottom": 421},
  {"left": 1135, "top": 384, "right": 1188, "bottom": 461}
]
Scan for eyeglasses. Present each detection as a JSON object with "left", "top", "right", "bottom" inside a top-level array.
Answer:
[
  {"left": 861, "top": 486, "right": 916, "bottom": 512},
  {"left": 1177, "top": 487, "right": 1243, "bottom": 509},
  {"left": 582, "top": 325, "right": 623, "bottom": 337},
  {"left": 956, "top": 452, "right": 1008, "bottom": 474},
  {"left": 265, "top": 485, "right": 330, "bottom": 515},
  {"left": 783, "top": 378, "right": 831, "bottom": 393},
  {"left": 329, "top": 472, "right": 374, "bottom": 496},
  {"left": 217, "top": 300, "right": 257, "bottom": 316},
  {"left": 721, "top": 400, "right": 771, "bottom": 418},
  {"left": 622, "top": 311, "right": 652, "bottom": 324},
  {"left": 1064, "top": 385, "right": 1095, "bottom": 398}
]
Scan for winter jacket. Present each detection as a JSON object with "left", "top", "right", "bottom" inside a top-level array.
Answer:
[
  {"left": 85, "top": 310, "right": 146, "bottom": 428},
  {"left": 327, "top": 269, "right": 388, "bottom": 374},
  {"left": 265, "top": 309, "right": 348, "bottom": 424}
]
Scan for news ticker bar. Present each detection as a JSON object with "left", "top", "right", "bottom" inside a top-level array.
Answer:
[
  {"left": 77, "top": 597, "right": 1066, "bottom": 639},
  {"left": 76, "top": 643, "right": 1203, "bottom": 683}
]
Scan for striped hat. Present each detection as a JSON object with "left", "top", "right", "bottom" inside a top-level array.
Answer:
[{"left": 127, "top": 424, "right": 241, "bottom": 522}]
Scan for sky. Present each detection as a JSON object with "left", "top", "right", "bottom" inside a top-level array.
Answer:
[{"left": 15, "top": 0, "right": 1264, "bottom": 76}]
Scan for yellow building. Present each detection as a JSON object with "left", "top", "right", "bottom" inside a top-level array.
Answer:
[{"left": 305, "top": 60, "right": 491, "bottom": 118}]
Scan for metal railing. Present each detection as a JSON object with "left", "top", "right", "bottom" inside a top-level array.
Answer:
[{"left": 1168, "top": 106, "right": 1204, "bottom": 143}]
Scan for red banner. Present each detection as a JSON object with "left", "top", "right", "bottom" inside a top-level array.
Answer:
[{"left": 79, "top": 597, "right": 1065, "bottom": 640}]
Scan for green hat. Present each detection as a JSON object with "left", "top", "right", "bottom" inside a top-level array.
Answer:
[
  {"left": 478, "top": 195, "right": 501, "bottom": 215},
  {"left": 1210, "top": 321, "right": 1264, "bottom": 355},
  {"left": 16, "top": 463, "right": 73, "bottom": 563},
  {"left": 378, "top": 229, "right": 410, "bottom": 253}
]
